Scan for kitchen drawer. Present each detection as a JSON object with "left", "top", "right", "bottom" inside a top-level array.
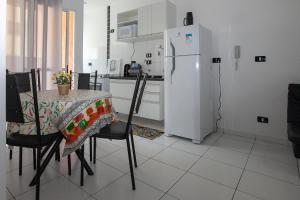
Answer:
[
  {"left": 138, "top": 101, "right": 162, "bottom": 120},
  {"left": 144, "top": 84, "right": 161, "bottom": 93},
  {"left": 110, "top": 81, "right": 162, "bottom": 98},
  {"left": 112, "top": 97, "right": 163, "bottom": 120},
  {"left": 142, "top": 92, "right": 160, "bottom": 102},
  {"left": 110, "top": 82, "right": 134, "bottom": 99}
]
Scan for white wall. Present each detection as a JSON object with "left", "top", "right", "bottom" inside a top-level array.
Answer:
[
  {"left": 87, "top": 0, "right": 300, "bottom": 141},
  {"left": 169, "top": 0, "right": 300, "bottom": 141},
  {"left": 0, "top": 0, "right": 7, "bottom": 198},
  {"left": 63, "top": 0, "right": 84, "bottom": 73},
  {"left": 83, "top": 2, "right": 107, "bottom": 73}
]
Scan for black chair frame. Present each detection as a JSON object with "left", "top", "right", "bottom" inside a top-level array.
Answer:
[{"left": 90, "top": 71, "right": 148, "bottom": 190}]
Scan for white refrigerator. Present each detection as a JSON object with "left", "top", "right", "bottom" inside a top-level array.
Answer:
[{"left": 164, "top": 24, "right": 214, "bottom": 143}]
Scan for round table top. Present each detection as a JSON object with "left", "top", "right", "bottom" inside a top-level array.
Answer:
[{"left": 28, "top": 89, "right": 112, "bottom": 103}]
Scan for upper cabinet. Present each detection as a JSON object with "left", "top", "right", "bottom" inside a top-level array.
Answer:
[
  {"left": 117, "top": 0, "right": 176, "bottom": 42},
  {"left": 150, "top": 1, "right": 176, "bottom": 35},
  {"left": 138, "top": 6, "right": 151, "bottom": 36}
]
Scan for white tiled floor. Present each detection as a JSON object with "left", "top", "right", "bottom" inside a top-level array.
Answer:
[{"left": 6, "top": 132, "right": 300, "bottom": 200}]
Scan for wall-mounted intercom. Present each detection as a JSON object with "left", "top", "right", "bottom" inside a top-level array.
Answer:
[{"left": 234, "top": 45, "right": 240, "bottom": 71}]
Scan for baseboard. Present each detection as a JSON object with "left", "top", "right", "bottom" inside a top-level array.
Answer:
[{"left": 222, "top": 128, "right": 291, "bottom": 146}]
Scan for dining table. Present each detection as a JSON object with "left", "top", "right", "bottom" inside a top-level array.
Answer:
[{"left": 7, "top": 89, "right": 116, "bottom": 185}]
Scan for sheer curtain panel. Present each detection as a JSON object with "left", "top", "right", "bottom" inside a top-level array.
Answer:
[{"left": 6, "top": 0, "right": 62, "bottom": 90}]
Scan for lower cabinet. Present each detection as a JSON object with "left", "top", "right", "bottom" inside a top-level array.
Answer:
[{"left": 110, "top": 79, "right": 164, "bottom": 121}]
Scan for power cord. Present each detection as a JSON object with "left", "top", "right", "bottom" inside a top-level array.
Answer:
[
  {"left": 130, "top": 42, "right": 135, "bottom": 62},
  {"left": 216, "top": 63, "right": 222, "bottom": 132}
]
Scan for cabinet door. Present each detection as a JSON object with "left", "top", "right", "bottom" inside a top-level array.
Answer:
[
  {"left": 151, "top": 2, "right": 166, "bottom": 34},
  {"left": 138, "top": 6, "right": 151, "bottom": 36}
]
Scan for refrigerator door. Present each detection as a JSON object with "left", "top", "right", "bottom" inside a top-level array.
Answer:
[
  {"left": 164, "top": 55, "right": 201, "bottom": 141},
  {"left": 165, "top": 25, "right": 200, "bottom": 57}
]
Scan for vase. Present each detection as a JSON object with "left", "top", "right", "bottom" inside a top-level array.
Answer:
[{"left": 57, "top": 84, "right": 70, "bottom": 95}]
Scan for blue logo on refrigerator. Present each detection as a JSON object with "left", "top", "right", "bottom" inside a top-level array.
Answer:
[{"left": 185, "top": 33, "right": 192, "bottom": 44}]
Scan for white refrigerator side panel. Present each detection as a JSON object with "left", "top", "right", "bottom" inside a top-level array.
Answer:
[
  {"left": 164, "top": 55, "right": 201, "bottom": 141},
  {"left": 199, "top": 26, "right": 214, "bottom": 137}
]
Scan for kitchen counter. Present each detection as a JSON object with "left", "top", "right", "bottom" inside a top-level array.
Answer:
[{"left": 108, "top": 76, "right": 164, "bottom": 81}]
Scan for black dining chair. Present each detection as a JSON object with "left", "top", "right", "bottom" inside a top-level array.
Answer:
[
  {"left": 7, "top": 69, "right": 43, "bottom": 175},
  {"left": 90, "top": 71, "right": 148, "bottom": 190},
  {"left": 6, "top": 69, "right": 61, "bottom": 200}
]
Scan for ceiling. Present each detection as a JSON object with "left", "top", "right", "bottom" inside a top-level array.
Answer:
[{"left": 84, "top": 0, "right": 121, "bottom": 6}]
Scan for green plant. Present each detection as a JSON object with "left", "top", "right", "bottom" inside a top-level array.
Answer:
[{"left": 52, "top": 71, "right": 71, "bottom": 85}]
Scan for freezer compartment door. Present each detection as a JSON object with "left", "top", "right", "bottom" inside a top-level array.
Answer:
[
  {"left": 165, "top": 25, "right": 200, "bottom": 57},
  {"left": 164, "top": 55, "right": 201, "bottom": 140}
]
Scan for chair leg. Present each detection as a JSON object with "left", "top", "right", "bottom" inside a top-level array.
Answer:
[
  {"left": 89, "top": 137, "right": 92, "bottom": 162},
  {"left": 30, "top": 136, "right": 64, "bottom": 187},
  {"left": 35, "top": 147, "right": 41, "bottom": 200},
  {"left": 126, "top": 136, "right": 136, "bottom": 190},
  {"left": 19, "top": 147, "right": 22, "bottom": 176},
  {"left": 9, "top": 149, "right": 13, "bottom": 160},
  {"left": 93, "top": 137, "right": 96, "bottom": 164},
  {"left": 130, "top": 131, "right": 138, "bottom": 168},
  {"left": 33, "top": 148, "right": 37, "bottom": 170},
  {"left": 55, "top": 146, "right": 60, "bottom": 162},
  {"left": 80, "top": 145, "right": 85, "bottom": 186},
  {"left": 68, "top": 154, "right": 72, "bottom": 176}
]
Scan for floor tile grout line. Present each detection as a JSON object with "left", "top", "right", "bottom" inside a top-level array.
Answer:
[
  {"left": 13, "top": 173, "right": 72, "bottom": 199},
  {"left": 235, "top": 190, "right": 266, "bottom": 200},
  {"left": 11, "top": 167, "right": 63, "bottom": 198},
  {"left": 6, "top": 187, "right": 16, "bottom": 200},
  {"left": 231, "top": 136, "right": 257, "bottom": 200},
  {"left": 89, "top": 173, "right": 128, "bottom": 198},
  {"left": 157, "top": 132, "right": 225, "bottom": 200},
  {"left": 202, "top": 155, "right": 246, "bottom": 169},
  {"left": 89, "top": 135, "right": 221, "bottom": 199},
  {"left": 87, "top": 137, "right": 170, "bottom": 198},
  {"left": 245, "top": 168, "right": 300, "bottom": 186},
  {"left": 249, "top": 152, "right": 297, "bottom": 167},
  {"left": 61, "top": 160, "right": 127, "bottom": 196},
  {"left": 187, "top": 170, "right": 240, "bottom": 190},
  {"left": 48, "top": 137, "right": 167, "bottom": 198}
]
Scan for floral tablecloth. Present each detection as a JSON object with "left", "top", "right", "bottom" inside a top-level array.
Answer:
[{"left": 7, "top": 90, "right": 115, "bottom": 156}]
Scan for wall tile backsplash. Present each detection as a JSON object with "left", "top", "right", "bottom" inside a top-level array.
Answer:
[{"left": 111, "top": 39, "right": 164, "bottom": 76}]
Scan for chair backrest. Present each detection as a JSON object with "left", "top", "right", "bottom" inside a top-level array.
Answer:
[
  {"left": 78, "top": 73, "right": 91, "bottom": 89},
  {"left": 7, "top": 69, "right": 41, "bottom": 92},
  {"left": 6, "top": 69, "right": 42, "bottom": 138},
  {"left": 6, "top": 73, "right": 25, "bottom": 123},
  {"left": 125, "top": 71, "right": 148, "bottom": 135},
  {"left": 288, "top": 84, "right": 300, "bottom": 123},
  {"left": 77, "top": 70, "right": 98, "bottom": 90},
  {"left": 14, "top": 73, "right": 31, "bottom": 93}
]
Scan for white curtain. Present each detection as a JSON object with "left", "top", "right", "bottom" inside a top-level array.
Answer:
[{"left": 6, "top": 0, "right": 62, "bottom": 90}]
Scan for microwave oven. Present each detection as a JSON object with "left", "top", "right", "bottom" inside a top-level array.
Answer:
[{"left": 118, "top": 24, "right": 137, "bottom": 39}]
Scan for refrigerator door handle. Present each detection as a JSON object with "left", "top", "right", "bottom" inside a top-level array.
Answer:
[{"left": 170, "top": 40, "right": 176, "bottom": 84}]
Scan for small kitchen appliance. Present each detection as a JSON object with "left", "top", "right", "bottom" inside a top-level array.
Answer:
[{"left": 183, "top": 12, "right": 193, "bottom": 26}]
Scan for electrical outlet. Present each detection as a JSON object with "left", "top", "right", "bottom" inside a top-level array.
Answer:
[
  {"left": 257, "top": 116, "right": 269, "bottom": 123},
  {"left": 146, "top": 53, "right": 152, "bottom": 58},
  {"left": 212, "top": 58, "right": 221, "bottom": 63},
  {"left": 146, "top": 60, "right": 152, "bottom": 65},
  {"left": 255, "top": 56, "right": 266, "bottom": 62},
  {"left": 110, "top": 29, "right": 115, "bottom": 33}
]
